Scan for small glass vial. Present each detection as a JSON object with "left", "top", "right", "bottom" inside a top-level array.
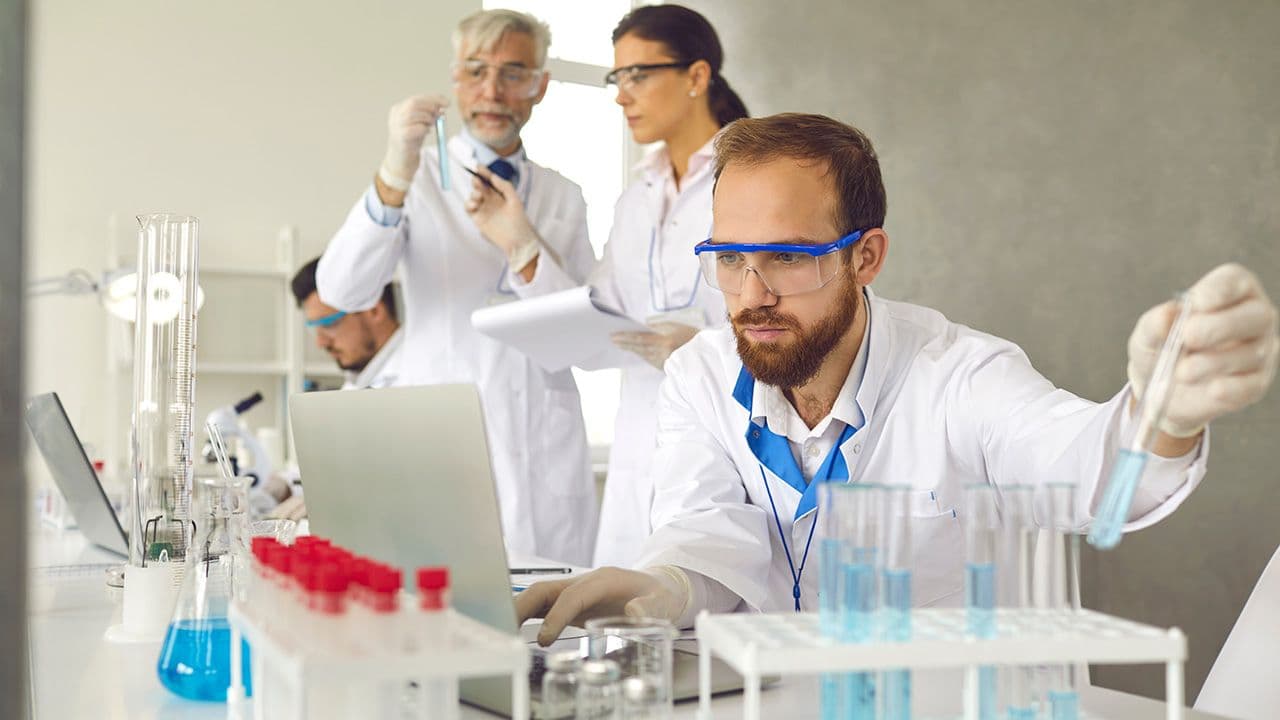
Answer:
[
  {"left": 620, "top": 675, "right": 667, "bottom": 719},
  {"left": 576, "top": 659, "right": 621, "bottom": 720},
  {"left": 540, "top": 650, "right": 582, "bottom": 719}
]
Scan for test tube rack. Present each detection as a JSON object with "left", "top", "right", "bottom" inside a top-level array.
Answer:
[
  {"left": 225, "top": 600, "right": 531, "bottom": 720},
  {"left": 695, "top": 608, "right": 1186, "bottom": 720}
]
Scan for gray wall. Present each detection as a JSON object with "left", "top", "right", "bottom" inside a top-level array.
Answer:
[
  {"left": 1, "top": 0, "right": 28, "bottom": 716},
  {"left": 687, "top": 0, "right": 1280, "bottom": 701}
]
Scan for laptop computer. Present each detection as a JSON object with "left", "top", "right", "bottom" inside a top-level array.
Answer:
[
  {"left": 24, "top": 392, "right": 129, "bottom": 557},
  {"left": 290, "top": 384, "right": 749, "bottom": 718}
]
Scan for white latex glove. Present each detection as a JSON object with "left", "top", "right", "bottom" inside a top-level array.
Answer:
[
  {"left": 380, "top": 94, "right": 449, "bottom": 188},
  {"left": 610, "top": 322, "right": 700, "bottom": 370},
  {"left": 514, "top": 566, "right": 690, "bottom": 646},
  {"left": 1128, "top": 262, "right": 1279, "bottom": 437},
  {"left": 463, "top": 164, "right": 539, "bottom": 258}
]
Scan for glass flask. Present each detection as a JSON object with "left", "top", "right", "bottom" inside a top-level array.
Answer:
[{"left": 157, "top": 475, "right": 252, "bottom": 701}]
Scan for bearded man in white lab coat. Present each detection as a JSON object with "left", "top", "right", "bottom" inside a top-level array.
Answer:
[
  {"left": 517, "top": 113, "right": 1280, "bottom": 644},
  {"left": 316, "top": 9, "right": 598, "bottom": 565}
]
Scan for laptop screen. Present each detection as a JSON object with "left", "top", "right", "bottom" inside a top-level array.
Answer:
[{"left": 25, "top": 392, "right": 129, "bottom": 557}]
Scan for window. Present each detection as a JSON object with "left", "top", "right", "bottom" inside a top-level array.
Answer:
[{"left": 483, "top": 1, "right": 634, "bottom": 449}]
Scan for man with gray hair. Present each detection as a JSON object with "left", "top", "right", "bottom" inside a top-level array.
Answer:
[{"left": 317, "top": 9, "right": 599, "bottom": 565}]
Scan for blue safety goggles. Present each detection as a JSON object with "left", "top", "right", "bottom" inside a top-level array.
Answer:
[
  {"left": 304, "top": 310, "right": 348, "bottom": 329},
  {"left": 692, "top": 229, "right": 863, "bottom": 259},
  {"left": 692, "top": 230, "right": 864, "bottom": 296}
]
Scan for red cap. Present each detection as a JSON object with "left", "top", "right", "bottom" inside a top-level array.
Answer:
[
  {"left": 251, "top": 537, "right": 278, "bottom": 561},
  {"left": 416, "top": 567, "right": 449, "bottom": 591},
  {"left": 370, "top": 566, "right": 403, "bottom": 594},
  {"left": 92, "top": 460, "right": 105, "bottom": 472},
  {"left": 293, "top": 559, "right": 317, "bottom": 591},
  {"left": 348, "top": 558, "right": 371, "bottom": 589},
  {"left": 316, "top": 563, "right": 349, "bottom": 593},
  {"left": 266, "top": 545, "right": 290, "bottom": 574}
]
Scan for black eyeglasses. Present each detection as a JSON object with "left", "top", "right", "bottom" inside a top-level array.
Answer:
[{"left": 604, "top": 61, "right": 696, "bottom": 91}]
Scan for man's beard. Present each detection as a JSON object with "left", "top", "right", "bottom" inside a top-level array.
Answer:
[
  {"left": 335, "top": 336, "right": 379, "bottom": 373},
  {"left": 732, "top": 277, "right": 860, "bottom": 389},
  {"left": 465, "top": 106, "right": 522, "bottom": 153}
]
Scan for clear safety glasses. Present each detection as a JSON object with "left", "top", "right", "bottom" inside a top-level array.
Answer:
[
  {"left": 451, "top": 60, "right": 546, "bottom": 99},
  {"left": 692, "top": 230, "right": 863, "bottom": 296},
  {"left": 604, "top": 61, "right": 696, "bottom": 94}
]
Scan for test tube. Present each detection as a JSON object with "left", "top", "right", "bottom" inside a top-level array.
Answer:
[
  {"left": 824, "top": 481, "right": 844, "bottom": 717},
  {"left": 435, "top": 115, "right": 451, "bottom": 190},
  {"left": 843, "top": 483, "right": 880, "bottom": 720},
  {"left": 1089, "top": 293, "right": 1192, "bottom": 550},
  {"left": 819, "top": 482, "right": 849, "bottom": 720},
  {"left": 879, "top": 484, "right": 912, "bottom": 720},
  {"left": 999, "top": 486, "right": 1036, "bottom": 720},
  {"left": 818, "top": 481, "right": 843, "bottom": 638},
  {"left": 1047, "top": 483, "right": 1081, "bottom": 720},
  {"left": 819, "top": 483, "right": 880, "bottom": 720},
  {"left": 965, "top": 483, "right": 999, "bottom": 720}
]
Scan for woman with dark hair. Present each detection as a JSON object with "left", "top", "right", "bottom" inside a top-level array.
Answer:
[
  {"left": 593, "top": 5, "right": 749, "bottom": 567},
  {"left": 504, "top": 5, "right": 747, "bottom": 567}
]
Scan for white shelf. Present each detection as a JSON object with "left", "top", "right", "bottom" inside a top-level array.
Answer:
[
  {"left": 200, "top": 361, "right": 291, "bottom": 375},
  {"left": 202, "top": 265, "right": 291, "bottom": 279},
  {"left": 695, "top": 608, "right": 1187, "bottom": 720}
]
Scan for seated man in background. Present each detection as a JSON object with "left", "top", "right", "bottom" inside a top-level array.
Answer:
[
  {"left": 272, "top": 258, "right": 405, "bottom": 522},
  {"left": 517, "top": 113, "right": 1279, "bottom": 644},
  {"left": 291, "top": 256, "right": 403, "bottom": 390}
]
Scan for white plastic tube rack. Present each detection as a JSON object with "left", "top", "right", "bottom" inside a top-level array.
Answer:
[
  {"left": 225, "top": 601, "right": 530, "bottom": 720},
  {"left": 695, "top": 608, "right": 1186, "bottom": 720}
]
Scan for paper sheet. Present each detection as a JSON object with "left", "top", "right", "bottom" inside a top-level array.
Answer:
[{"left": 471, "top": 286, "right": 651, "bottom": 372}]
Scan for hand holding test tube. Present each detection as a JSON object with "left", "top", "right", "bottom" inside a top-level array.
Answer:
[
  {"left": 378, "top": 94, "right": 449, "bottom": 194},
  {"left": 1092, "top": 263, "right": 1279, "bottom": 549}
]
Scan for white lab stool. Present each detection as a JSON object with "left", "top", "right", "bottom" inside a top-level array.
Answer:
[{"left": 1195, "top": 543, "right": 1280, "bottom": 719}]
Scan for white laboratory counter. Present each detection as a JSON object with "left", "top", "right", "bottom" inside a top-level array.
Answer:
[{"left": 28, "top": 525, "right": 1227, "bottom": 719}]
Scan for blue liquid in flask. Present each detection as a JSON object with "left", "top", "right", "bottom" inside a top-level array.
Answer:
[{"left": 157, "top": 618, "right": 253, "bottom": 701}]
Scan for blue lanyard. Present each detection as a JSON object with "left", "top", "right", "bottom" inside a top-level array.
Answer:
[{"left": 753, "top": 420, "right": 857, "bottom": 611}]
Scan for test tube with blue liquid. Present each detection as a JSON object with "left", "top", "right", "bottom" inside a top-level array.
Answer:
[
  {"left": 965, "top": 483, "right": 999, "bottom": 720},
  {"left": 1089, "top": 293, "right": 1192, "bottom": 550},
  {"left": 842, "top": 483, "right": 880, "bottom": 720},
  {"left": 818, "top": 481, "right": 842, "bottom": 720},
  {"left": 1047, "top": 483, "right": 1081, "bottom": 720},
  {"left": 435, "top": 114, "right": 451, "bottom": 191},
  {"left": 818, "top": 482, "right": 879, "bottom": 720},
  {"left": 880, "top": 484, "right": 912, "bottom": 720},
  {"left": 999, "top": 486, "right": 1037, "bottom": 720}
]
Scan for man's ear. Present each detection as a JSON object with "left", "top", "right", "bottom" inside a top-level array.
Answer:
[{"left": 851, "top": 228, "right": 889, "bottom": 287}]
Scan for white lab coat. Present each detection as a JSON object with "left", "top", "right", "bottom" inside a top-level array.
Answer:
[
  {"left": 513, "top": 142, "right": 726, "bottom": 567},
  {"left": 317, "top": 135, "right": 599, "bottom": 566},
  {"left": 341, "top": 327, "right": 405, "bottom": 390},
  {"left": 638, "top": 289, "right": 1209, "bottom": 612}
]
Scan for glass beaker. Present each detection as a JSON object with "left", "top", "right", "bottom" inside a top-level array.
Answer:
[
  {"left": 585, "top": 616, "right": 675, "bottom": 718},
  {"left": 156, "top": 475, "right": 252, "bottom": 701}
]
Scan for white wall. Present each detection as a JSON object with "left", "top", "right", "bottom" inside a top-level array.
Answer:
[{"left": 25, "top": 0, "right": 479, "bottom": 485}]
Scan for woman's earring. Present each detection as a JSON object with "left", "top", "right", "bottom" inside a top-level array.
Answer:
[{"left": 689, "top": 89, "right": 697, "bottom": 98}]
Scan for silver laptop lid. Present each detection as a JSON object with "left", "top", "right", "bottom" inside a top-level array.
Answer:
[
  {"left": 24, "top": 392, "right": 129, "bottom": 557},
  {"left": 289, "top": 384, "right": 518, "bottom": 634}
]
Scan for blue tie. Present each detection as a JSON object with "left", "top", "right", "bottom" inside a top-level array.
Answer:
[{"left": 487, "top": 159, "right": 517, "bottom": 185}]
